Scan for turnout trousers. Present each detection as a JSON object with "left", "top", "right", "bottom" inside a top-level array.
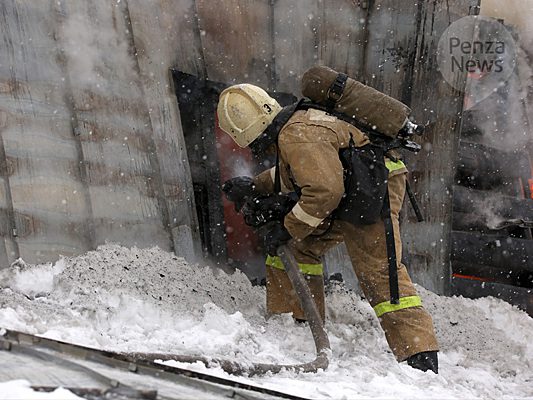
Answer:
[{"left": 265, "top": 172, "right": 439, "bottom": 361}]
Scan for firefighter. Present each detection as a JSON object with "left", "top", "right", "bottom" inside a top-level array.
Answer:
[{"left": 217, "top": 83, "right": 439, "bottom": 373}]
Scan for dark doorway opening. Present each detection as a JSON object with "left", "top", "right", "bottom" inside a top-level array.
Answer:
[{"left": 171, "top": 70, "right": 296, "bottom": 280}]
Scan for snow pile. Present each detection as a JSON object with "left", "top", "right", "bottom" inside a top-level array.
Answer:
[
  {"left": 0, "top": 380, "right": 82, "bottom": 400},
  {"left": 1, "top": 259, "right": 66, "bottom": 299},
  {"left": 50, "top": 245, "right": 262, "bottom": 315},
  {"left": 0, "top": 244, "right": 532, "bottom": 399},
  {"left": 0, "top": 245, "right": 264, "bottom": 353}
]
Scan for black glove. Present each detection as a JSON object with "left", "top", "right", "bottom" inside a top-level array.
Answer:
[
  {"left": 222, "top": 176, "right": 257, "bottom": 212},
  {"left": 261, "top": 221, "right": 292, "bottom": 256},
  {"left": 241, "top": 193, "right": 298, "bottom": 227}
]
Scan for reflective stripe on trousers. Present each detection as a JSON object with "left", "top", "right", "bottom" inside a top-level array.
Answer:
[
  {"left": 265, "top": 255, "right": 323, "bottom": 276},
  {"left": 373, "top": 295, "right": 423, "bottom": 317}
]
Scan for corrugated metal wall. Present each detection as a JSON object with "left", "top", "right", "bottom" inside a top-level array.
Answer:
[{"left": 0, "top": 0, "right": 479, "bottom": 294}]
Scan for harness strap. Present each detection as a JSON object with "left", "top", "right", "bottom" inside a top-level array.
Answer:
[
  {"left": 381, "top": 186, "right": 400, "bottom": 305},
  {"left": 326, "top": 73, "right": 348, "bottom": 108},
  {"left": 274, "top": 149, "right": 281, "bottom": 194},
  {"left": 406, "top": 180, "right": 425, "bottom": 222}
]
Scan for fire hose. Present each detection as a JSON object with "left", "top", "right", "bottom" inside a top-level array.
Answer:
[{"left": 125, "top": 244, "right": 331, "bottom": 376}]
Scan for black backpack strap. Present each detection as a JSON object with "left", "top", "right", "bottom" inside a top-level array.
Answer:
[
  {"left": 274, "top": 148, "right": 281, "bottom": 194},
  {"left": 381, "top": 186, "right": 400, "bottom": 305},
  {"left": 406, "top": 180, "right": 424, "bottom": 222}
]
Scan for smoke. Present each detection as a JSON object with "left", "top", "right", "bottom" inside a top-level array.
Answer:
[
  {"left": 58, "top": 1, "right": 137, "bottom": 93},
  {"left": 477, "top": 1, "right": 533, "bottom": 148},
  {"left": 481, "top": 0, "right": 533, "bottom": 47},
  {"left": 468, "top": 64, "right": 531, "bottom": 151},
  {"left": 230, "top": 159, "right": 256, "bottom": 178},
  {"left": 452, "top": 3, "right": 533, "bottom": 233},
  {"left": 459, "top": 2, "right": 533, "bottom": 172},
  {"left": 478, "top": 197, "right": 507, "bottom": 230}
]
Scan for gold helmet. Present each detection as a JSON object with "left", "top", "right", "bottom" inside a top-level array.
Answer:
[{"left": 217, "top": 84, "right": 282, "bottom": 147}]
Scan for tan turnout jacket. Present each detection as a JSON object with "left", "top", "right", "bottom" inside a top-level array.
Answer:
[
  {"left": 255, "top": 108, "right": 370, "bottom": 239},
  {"left": 252, "top": 108, "right": 438, "bottom": 362}
]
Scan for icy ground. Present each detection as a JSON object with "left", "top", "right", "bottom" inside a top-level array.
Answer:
[{"left": 0, "top": 245, "right": 531, "bottom": 400}]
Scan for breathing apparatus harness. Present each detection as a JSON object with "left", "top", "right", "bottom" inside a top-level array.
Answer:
[{"left": 245, "top": 74, "right": 426, "bottom": 304}]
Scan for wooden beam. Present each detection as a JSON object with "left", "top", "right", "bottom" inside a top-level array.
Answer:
[{"left": 451, "top": 231, "right": 533, "bottom": 272}]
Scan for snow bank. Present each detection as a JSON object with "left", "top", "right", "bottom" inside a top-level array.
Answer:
[
  {"left": 0, "top": 380, "right": 82, "bottom": 400},
  {"left": 0, "top": 244, "right": 532, "bottom": 399}
]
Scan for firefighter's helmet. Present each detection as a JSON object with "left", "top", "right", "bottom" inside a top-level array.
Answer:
[{"left": 217, "top": 84, "right": 282, "bottom": 148}]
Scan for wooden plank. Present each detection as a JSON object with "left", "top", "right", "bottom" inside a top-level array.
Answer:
[
  {"left": 451, "top": 231, "right": 533, "bottom": 272},
  {"left": 272, "top": 0, "right": 320, "bottom": 95},
  {"left": 56, "top": 0, "right": 174, "bottom": 252},
  {"left": 401, "top": 0, "right": 480, "bottom": 294},
  {"left": 196, "top": 0, "right": 274, "bottom": 88},
  {"left": 319, "top": 0, "right": 367, "bottom": 78},
  {"left": 273, "top": 0, "right": 367, "bottom": 95},
  {"left": 0, "top": 0, "right": 94, "bottom": 264},
  {"left": 453, "top": 185, "right": 533, "bottom": 218},
  {"left": 165, "top": 0, "right": 207, "bottom": 79},
  {"left": 323, "top": 243, "right": 361, "bottom": 291},
  {"left": 111, "top": 0, "right": 203, "bottom": 261},
  {"left": 0, "top": 113, "right": 16, "bottom": 267},
  {"left": 362, "top": 0, "right": 421, "bottom": 98},
  {"left": 319, "top": 0, "right": 422, "bottom": 289}
]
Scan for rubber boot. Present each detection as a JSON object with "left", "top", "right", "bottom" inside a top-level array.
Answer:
[{"left": 406, "top": 351, "right": 438, "bottom": 374}]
